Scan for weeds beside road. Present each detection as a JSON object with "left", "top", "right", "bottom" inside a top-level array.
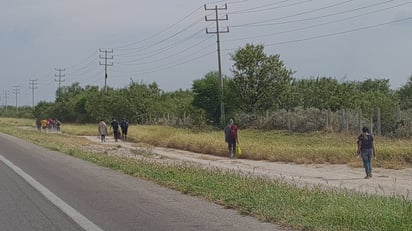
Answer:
[{"left": 1, "top": 118, "right": 412, "bottom": 231}]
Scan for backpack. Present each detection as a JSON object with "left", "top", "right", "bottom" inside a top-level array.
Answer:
[
  {"left": 358, "top": 133, "right": 372, "bottom": 149},
  {"left": 112, "top": 120, "right": 119, "bottom": 130},
  {"left": 229, "top": 124, "right": 238, "bottom": 141},
  {"left": 121, "top": 120, "right": 128, "bottom": 129}
]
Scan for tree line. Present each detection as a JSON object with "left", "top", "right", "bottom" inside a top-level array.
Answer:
[{"left": 2, "top": 44, "right": 412, "bottom": 135}]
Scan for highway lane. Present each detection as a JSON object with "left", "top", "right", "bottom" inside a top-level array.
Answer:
[
  {"left": 0, "top": 160, "right": 83, "bottom": 231},
  {"left": 0, "top": 133, "right": 283, "bottom": 231}
]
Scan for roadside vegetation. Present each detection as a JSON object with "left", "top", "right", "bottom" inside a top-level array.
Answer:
[
  {"left": 1, "top": 117, "right": 411, "bottom": 231},
  {"left": 52, "top": 120, "right": 412, "bottom": 169}
]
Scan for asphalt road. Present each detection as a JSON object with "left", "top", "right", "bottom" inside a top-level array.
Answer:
[
  {"left": 0, "top": 160, "right": 83, "bottom": 231},
  {"left": 0, "top": 133, "right": 283, "bottom": 231}
]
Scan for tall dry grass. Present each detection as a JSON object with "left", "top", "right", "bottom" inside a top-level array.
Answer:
[{"left": 3, "top": 118, "right": 412, "bottom": 169}]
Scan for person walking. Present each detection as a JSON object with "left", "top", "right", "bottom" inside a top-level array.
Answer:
[
  {"left": 41, "top": 119, "right": 48, "bottom": 132},
  {"left": 98, "top": 119, "right": 108, "bottom": 143},
  {"left": 120, "top": 118, "right": 129, "bottom": 141},
  {"left": 224, "top": 118, "right": 238, "bottom": 158},
  {"left": 110, "top": 118, "right": 120, "bottom": 142},
  {"left": 54, "top": 118, "right": 62, "bottom": 133},
  {"left": 357, "top": 126, "right": 376, "bottom": 179},
  {"left": 35, "top": 118, "right": 41, "bottom": 131}
]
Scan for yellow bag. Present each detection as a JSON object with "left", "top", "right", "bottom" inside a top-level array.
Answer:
[{"left": 236, "top": 145, "right": 242, "bottom": 156}]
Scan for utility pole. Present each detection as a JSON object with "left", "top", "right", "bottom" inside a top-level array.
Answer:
[
  {"left": 12, "top": 85, "right": 20, "bottom": 110},
  {"left": 54, "top": 68, "right": 66, "bottom": 97},
  {"left": 29, "top": 79, "right": 38, "bottom": 107},
  {"left": 3, "top": 90, "right": 9, "bottom": 112},
  {"left": 99, "top": 48, "right": 113, "bottom": 94},
  {"left": 205, "top": 3, "right": 229, "bottom": 123}
]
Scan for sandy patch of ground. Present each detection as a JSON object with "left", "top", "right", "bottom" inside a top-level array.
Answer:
[{"left": 80, "top": 135, "right": 412, "bottom": 200}]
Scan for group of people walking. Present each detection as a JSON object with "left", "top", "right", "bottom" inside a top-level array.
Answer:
[
  {"left": 93, "top": 116, "right": 375, "bottom": 179},
  {"left": 36, "top": 118, "right": 61, "bottom": 133},
  {"left": 224, "top": 118, "right": 376, "bottom": 179},
  {"left": 98, "top": 118, "right": 129, "bottom": 143}
]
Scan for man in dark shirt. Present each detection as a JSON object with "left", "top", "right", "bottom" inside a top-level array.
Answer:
[
  {"left": 357, "top": 127, "right": 376, "bottom": 179},
  {"left": 120, "top": 118, "right": 129, "bottom": 141},
  {"left": 110, "top": 118, "right": 120, "bottom": 142}
]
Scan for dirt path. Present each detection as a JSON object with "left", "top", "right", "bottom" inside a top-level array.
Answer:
[{"left": 81, "top": 136, "right": 412, "bottom": 200}]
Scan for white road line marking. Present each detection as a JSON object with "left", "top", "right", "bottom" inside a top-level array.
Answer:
[{"left": 0, "top": 154, "right": 104, "bottom": 231}]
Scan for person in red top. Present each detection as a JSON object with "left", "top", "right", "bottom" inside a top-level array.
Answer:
[{"left": 224, "top": 118, "right": 238, "bottom": 158}]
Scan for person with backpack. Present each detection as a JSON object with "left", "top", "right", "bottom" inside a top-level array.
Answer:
[
  {"left": 110, "top": 118, "right": 120, "bottom": 142},
  {"left": 120, "top": 118, "right": 129, "bottom": 141},
  {"left": 357, "top": 126, "right": 376, "bottom": 179},
  {"left": 54, "top": 118, "right": 62, "bottom": 133},
  {"left": 224, "top": 118, "right": 238, "bottom": 158}
]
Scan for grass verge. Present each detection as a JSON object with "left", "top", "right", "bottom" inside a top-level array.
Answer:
[{"left": 0, "top": 118, "right": 411, "bottom": 230}]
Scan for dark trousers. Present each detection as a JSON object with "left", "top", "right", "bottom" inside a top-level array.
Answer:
[{"left": 228, "top": 140, "right": 237, "bottom": 156}]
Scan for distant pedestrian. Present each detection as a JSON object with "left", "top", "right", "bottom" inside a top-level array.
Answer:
[
  {"left": 224, "top": 118, "right": 239, "bottom": 158},
  {"left": 110, "top": 118, "right": 120, "bottom": 142},
  {"left": 120, "top": 118, "right": 129, "bottom": 141},
  {"left": 47, "top": 118, "right": 53, "bottom": 133},
  {"left": 41, "top": 119, "right": 48, "bottom": 132},
  {"left": 357, "top": 126, "right": 376, "bottom": 179},
  {"left": 54, "top": 118, "right": 61, "bottom": 133},
  {"left": 98, "top": 119, "right": 108, "bottom": 143},
  {"left": 35, "top": 118, "right": 41, "bottom": 131}
]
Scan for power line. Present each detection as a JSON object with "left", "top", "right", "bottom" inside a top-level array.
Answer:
[
  {"left": 116, "top": 27, "right": 209, "bottom": 60},
  {"left": 116, "top": 36, "right": 214, "bottom": 66},
  {"left": 121, "top": 50, "right": 216, "bottom": 77},
  {"left": 231, "top": 0, "right": 356, "bottom": 27},
  {"left": 67, "top": 56, "right": 99, "bottom": 75},
  {"left": 114, "top": 6, "right": 204, "bottom": 50},
  {"left": 116, "top": 18, "right": 205, "bottom": 56},
  {"left": 224, "top": 1, "right": 410, "bottom": 43},
  {"left": 230, "top": 0, "right": 312, "bottom": 15},
  {"left": 64, "top": 50, "right": 98, "bottom": 70},
  {"left": 68, "top": 65, "right": 102, "bottom": 82},
  {"left": 231, "top": 0, "right": 398, "bottom": 28},
  {"left": 263, "top": 16, "right": 412, "bottom": 46}
]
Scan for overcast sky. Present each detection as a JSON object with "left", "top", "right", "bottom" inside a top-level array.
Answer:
[{"left": 2, "top": 0, "right": 412, "bottom": 106}]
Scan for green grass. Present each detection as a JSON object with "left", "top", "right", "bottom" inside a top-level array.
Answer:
[{"left": 1, "top": 117, "right": 412, "bottom": 230}]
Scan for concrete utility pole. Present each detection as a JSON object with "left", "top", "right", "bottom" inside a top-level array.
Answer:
[
  {"left": 3, "top": 90, "right": 9, "bottom": 112},
  {"left": 12, "top": 85, "right": 20, "bottom": 110},
  {"left": 29, "top": 79, "right": 38, "bottom": 107},
  {"left": 205, "top": 3, "right": 229, "bottom": 123},
  {"left": 99, "top": 49, "right": 114, "bottom": 94},
  {"left": 54, "top": 68, "right": 66, "bottom": 97}
]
